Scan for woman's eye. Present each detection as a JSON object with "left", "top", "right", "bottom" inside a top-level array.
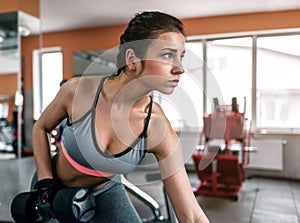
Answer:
[
  {"left": 162, "top": 53, "right": 173, "bottom": 59},
  {"left": 180, "top": 54, "right": 185, "bottom": 61}
]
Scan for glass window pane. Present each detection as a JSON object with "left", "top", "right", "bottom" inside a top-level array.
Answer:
[
  {"left": 257, "top": 35, "right": 300, "bottom": 129},
  {"left": 41, "top": 52, "right": 63, "bottom": 111},
  {"left": 33, "top": 50, "right": 63, "bottom": 120},
  {"left": 206, "top": 37, "right": 252, "bottom": 117},
  {"left": 184, "top": 41, "right": 204, "bottom": 128}
]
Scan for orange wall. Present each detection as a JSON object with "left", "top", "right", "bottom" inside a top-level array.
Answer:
[
  {"left": 19, "top": 0, "right": 40, "bottom": 17},
  {"left": 0, "top": 73, "right": 18, "bottom": 95},
  {"left": 41, "top": 25, "right": 125, "bottom": 81},
  {"left": 22, "top": 9, "right": 300, "bottom": 91},
  {"left": 183, "top": 10, "right": 300, "bottom": 36},
  {"left": 0, "top": 73, "right": 18, "bottom": 121},
  {"left": 0, "top": 0, "right": 39, "bottom": 17}
]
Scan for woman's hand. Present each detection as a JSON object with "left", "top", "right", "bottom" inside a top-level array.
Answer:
[
  {"left": 162, "top": 167, "right": 210, "bottom": 223},
  {"left": 33, "top": 178, "right": 56, "bottom": 220}
]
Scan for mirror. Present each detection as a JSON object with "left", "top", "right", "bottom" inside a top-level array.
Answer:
[
  {"left": 0, "top": 11, "right": 40, "bottom": 158},
  {"left": 0, "top": 11, "right": 19, "bottom": 157},
  {"left": 0, "top": 10, "right": 40, "bottom": 222},
  {"left": 0, "top": 12, "right": 18, "bottom": 74},
  {"left": 19, "top": 11, "right": 41, "bottom": 157}
]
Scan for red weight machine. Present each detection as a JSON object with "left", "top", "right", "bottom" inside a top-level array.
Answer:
[{"left": 192, "top": 97, "right": 253, "bottom": 201}]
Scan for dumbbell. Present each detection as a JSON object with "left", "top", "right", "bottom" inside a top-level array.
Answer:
[{"left": 11, "top": 187, "right": 96, "bottom": 223}]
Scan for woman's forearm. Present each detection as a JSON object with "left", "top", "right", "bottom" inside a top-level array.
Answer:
[{"left": 32, "top": 123, "right": 53, "bottom": 180}]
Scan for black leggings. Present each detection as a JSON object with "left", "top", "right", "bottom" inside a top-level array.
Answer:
[{"left": 91, "top": 176, "right": 142, "bottom": 223}]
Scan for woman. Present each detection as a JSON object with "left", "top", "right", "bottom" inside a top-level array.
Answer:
[{"left": 32, "top": 11, "right": 209, "bottom": 223}]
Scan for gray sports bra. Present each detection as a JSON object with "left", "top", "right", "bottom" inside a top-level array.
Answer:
[{"left": 61, "top": 77, "right": 153, "bottom": 177}]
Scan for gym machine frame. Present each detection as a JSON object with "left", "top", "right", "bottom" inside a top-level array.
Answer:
[
  {"left": 192, "top": 98, "right": 253, "bottom": 201},
  {"left": 122, "top": 175, "right": 177, "bottom": 223}
]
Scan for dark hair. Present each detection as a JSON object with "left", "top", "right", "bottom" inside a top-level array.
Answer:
[
  {"left": 116, "top": 11, "right": 185, "bottom": 75},
  {"left": 60, "top": 79, "right": 68, "bottom": 87}
]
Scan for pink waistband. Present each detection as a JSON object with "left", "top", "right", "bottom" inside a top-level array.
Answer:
[{"left": 61, "top": 142, "right": 115, "bottom": 177}]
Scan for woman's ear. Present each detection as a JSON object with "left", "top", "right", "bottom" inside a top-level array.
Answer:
[{"left": 125, "top": 49, "right": 139, "bottom": 72}]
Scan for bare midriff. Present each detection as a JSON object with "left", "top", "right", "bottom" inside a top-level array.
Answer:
[{"left": 55, "top": 151, "right": 114, "bottom": 191}]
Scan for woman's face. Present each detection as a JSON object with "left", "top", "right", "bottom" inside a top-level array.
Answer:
[{"left": 138, "top": 32, "right": 186, "bottom": 94}]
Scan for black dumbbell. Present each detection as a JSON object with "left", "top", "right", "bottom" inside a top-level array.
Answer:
[
  {"left": 11, "top": 191, "right": 37, "bottom": 223},
  {"left": 54, "top": 187, "right": 96, "bottom": 223},
  {"left": 11, "top": 187, "right": 96, "bottom": 223}
]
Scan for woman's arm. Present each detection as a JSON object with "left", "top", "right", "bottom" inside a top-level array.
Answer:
[
  {"left": 162, "top": 162, "right": 209, "bottom": 223},
  {"left": 149, "top": 105, "right": 209, "bottom": 223},
  {"left": 32, "top": 80, "right": 73, "bottom": 180}
]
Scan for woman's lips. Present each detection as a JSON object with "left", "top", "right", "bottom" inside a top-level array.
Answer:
[{"left": 168, "top": 79, "right": 179, "bottom": 87}]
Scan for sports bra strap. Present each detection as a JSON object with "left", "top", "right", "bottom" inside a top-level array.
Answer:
[
  {"left": 142, "top": 96, "right": 153, "bottom": 136},
  {"left": 93, "top": 77, "right": 108, "bottom": 108}
]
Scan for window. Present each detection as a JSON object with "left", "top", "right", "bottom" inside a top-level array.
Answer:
[
  {"left": 33, "top": 48, "right": 63, "bottom": 120},
  {"left": 187, "top": 31, "right": 300, "bottom": 134},
  {"left": 257, "top": 35, "right": 300, "bottom": 132},
  {"left": 206, "top": 37, "right": 252, "bottom": 117}
]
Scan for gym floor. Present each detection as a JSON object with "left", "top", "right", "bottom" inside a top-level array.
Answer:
[
  {"left": 126, "top": 169, "right": 300, "bottom": 223},
  {"left": 1, "top": 156, "right": 300, "bottom": 223}
]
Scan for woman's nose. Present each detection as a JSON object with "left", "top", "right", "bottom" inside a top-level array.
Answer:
[{"left": 172, "top": 60, "right": 184, "bottom": 75}]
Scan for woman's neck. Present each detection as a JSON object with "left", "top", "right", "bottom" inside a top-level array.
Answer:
[{"left": 103, "top": 72, "right": 151, "bottom": 107}]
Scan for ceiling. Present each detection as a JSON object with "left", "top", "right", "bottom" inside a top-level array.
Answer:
[{"left": 40, "top": 0, "right": 300, "bottom": 33}]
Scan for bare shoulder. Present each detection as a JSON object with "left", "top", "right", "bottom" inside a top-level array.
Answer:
[
  {"left": 66, "top": 76, "right": 101, "bottom": 95},
  {"left": 149, "top": 101, "right": 171, "bottom": 129},
  {"left": 63, "top": 76, "right": 103, "bottom": 121},
  {"left": 148, "top": 101, "right": 179, "bottom": 155}
]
